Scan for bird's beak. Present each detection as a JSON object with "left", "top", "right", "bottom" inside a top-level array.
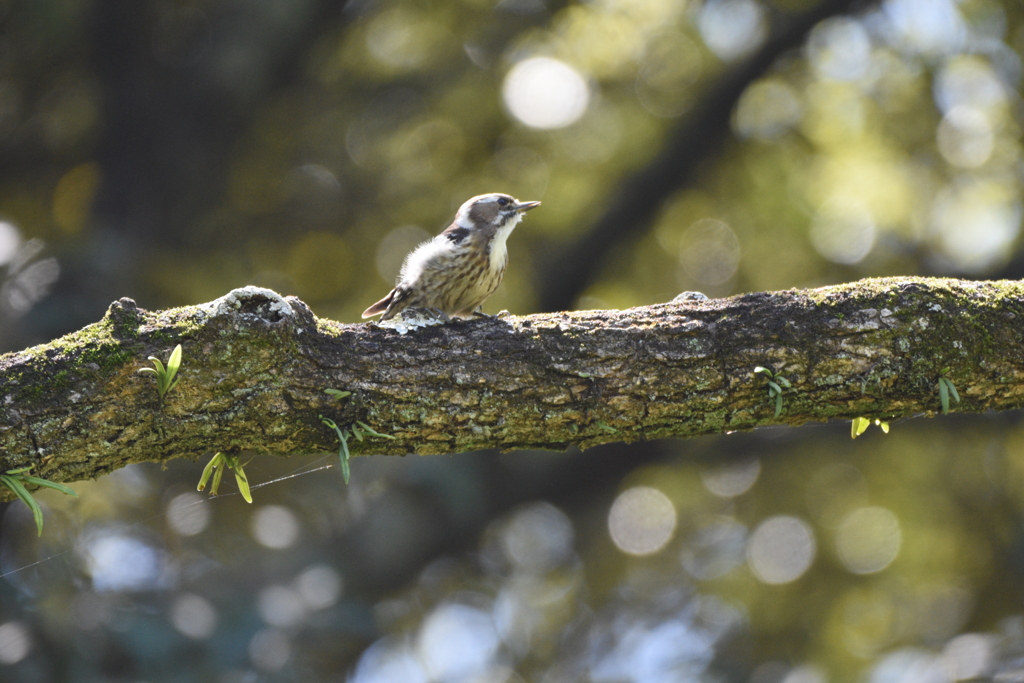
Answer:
[{"left": 515, "top": 200, "right": 542, "bottom": 213}]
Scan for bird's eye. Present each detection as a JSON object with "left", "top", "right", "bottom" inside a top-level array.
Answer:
[{"left": 497, "top": 197, "right": 509, "bottom": 206}]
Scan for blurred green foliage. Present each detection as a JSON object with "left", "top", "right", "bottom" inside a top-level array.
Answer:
[{"left": 2, "top": 0, "right": 1024, "bottom": 680}]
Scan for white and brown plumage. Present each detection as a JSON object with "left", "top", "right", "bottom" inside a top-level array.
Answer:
[{"left": 362, "top": 193, "right": 541, "bottom": 321}]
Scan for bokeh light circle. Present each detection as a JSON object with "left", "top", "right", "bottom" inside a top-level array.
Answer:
[
  {"left": 0, "top": 621, "right": 31, "bottom": 664},
  {"left": 258, "top": 585, "right": 306, "bottom": 628},
  {"left": 941, "top": 633, "right": 993, "bottom": 681},
  {"left": 170, "top": 593, "right": 217, "bottom": 639},
  {"left": 937, "top": 106, "right": 994, "bottom": 168},
  {"left": 296, "top": 564, "right": 343, "bottom": 610},
  {"left": 807, "top": 17, "right": 871, "bottom": 82},
  {"left": 835, "top": 506, "right": 902, "bottom": 574},
  {"left": 352, "top": 639, "right": 427, "bottom": 683},
  {"left": 884, "top": 0, "right": 967, "bottom": 57},
  {"left": 734, "top": 79, "right": 802, "bottom": 140},
  {"left": 783, "top": 664, "right": 827, "bottom": 683},
  {"left": 248, "top": 628, "right": 291, "bottom": 672},
  {"left": 746, "top": 516, "right": 816, "bottom": 584},
  {"left": 250, "top": 505, "right": 300, "bottom": 549},
  {"left": 930, "top": 179, "right": 1021, "bottom": 273},
  {"left": 698, "top": 0, "right": 766, "bottom": 61},
  {"left": 934, "top": 55, "right": 1004, "bottom": 114},
  {"left": 501, "top": 502, "right": 575, "bottom": 573},
  {"left": 679, "top": 218, "right": 741, "bottom": 286},
  {"left": 0, "top": 222, "right": 21, "bottom": 266},
  {"left": 166, "top": 492, "right": 210, "bottom": 536},
  {"left": 810, "top": 198, "right": 877, "bottom": 264},
  {"left": 503, "top": 57, "right": 590, "bottom": 129},
  {"left": 608, "top": 486, "right": 677, "bottom": 556},
  {"left": 417, "top": 603, "right": 499, "bottom": 682},
  {"left": 701, "top": 458, "right": 761, "bottom": 498}
]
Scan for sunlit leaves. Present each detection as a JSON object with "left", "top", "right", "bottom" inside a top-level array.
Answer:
[
  {"left": 851, "top": 417, "right": 890, "bottom": 439},
  {"left": 0, "top": 466, "right": 78, "bottom": 536},
  {"left": 139, "top": 344, "right": 183, "bottom": 400},
  {"left": 197, "top": 452, "right": 252, "bottom": 504}
]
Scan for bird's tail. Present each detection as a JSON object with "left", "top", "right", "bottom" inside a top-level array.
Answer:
[{"left": 361, "top": 289, "right": 396, "bottom": 318}]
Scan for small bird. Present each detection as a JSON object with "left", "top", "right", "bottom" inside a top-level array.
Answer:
[{"left": 362, "top": 193, "right": 541, "bottom": 321}]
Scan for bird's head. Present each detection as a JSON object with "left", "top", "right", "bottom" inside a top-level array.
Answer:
[{"left": 454, "top": 193, "right": 541, "bottom": 232}]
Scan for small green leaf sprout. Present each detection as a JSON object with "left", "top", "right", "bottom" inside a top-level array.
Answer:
[
  {"left": 938, "top": 369, "right": 961, "bottom": 415},
  {"left": 319, "top": 416, "right": 350, "bottom": 484},
  {"left": 197, "top": 452, "right": 252, "bottom": 503},
  {"left": 754, "top": 366, "right": 792, "bottom": 418},
  {"left": 319, "top": 415, "right": 395, "bottom": 485},
  {"left": 324, "top": 389, "right": 352, "bottom": 400},
  {"left": 0, "top": 466, "right": 78, "bottom": 536},
  {"left": 851, "top": 417, "right": 890, "bottom": 439},
  {"left": 140, "top": 344, "right": 183, "bottom": 400}
]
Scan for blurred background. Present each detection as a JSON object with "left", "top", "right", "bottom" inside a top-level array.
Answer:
[{"left": 2, "top": 0, "right": 1024, "bottom": 680}]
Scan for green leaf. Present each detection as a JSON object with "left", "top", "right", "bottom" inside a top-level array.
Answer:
[
  {"left": 355, "top": 421, "right": 396, "bottom": 440},
  {"left": 198, "top": 453, "right": 223, "bottom": 492},
  {"left": 1, "top": 469, "right": 77, "bottom": 536},
  {"left": 774, "top": 392, "right": 783, "bottom": 418},
  {"left": 767, "top": 380, "right": 782, "bottom": 396},
  {"left": 2, "top": 475, "right": 44, "bottom": 536},
  {"left": 143, "top": 345, "right": 183, "bottom": 398},
  {"left": 776, "top": 376, "right": 792, "bottom": 389},
  {"left": 166, "top": 345, "right": 182, "bottom": 378},
  {"left": 876, "top": 420, "right": 890, "bottom": 434},
  {"left": 324, "top": 389, "right": 351, "bottom": 399},
  {"left": 338, "top": 430, "right": 350, "bottom": 485},
  {"left": 234, "top": 472, "right": 252, "bottom": 503},
  {"left": 939, "top": 378, "right": 949, "bottom": 414},
  {"left": 232, "top": 462, "right": 252, "bottom": 504},
  {"left": 945, "top": 378, "right": 960, "bottom": 404},
  {"left": 147, "top": 357, "right": 166, "bottom": 375},
  {"left": 210, "top": 460, "right": 225, "bottom": 496},
  {"left": 199, "top": 453, "right": 252, "bottom": 502},
  {"left": 754, "top": 366, "right": 771, "bottom": 377},
  {"left": 320, "top": 415, "right": 351, "bottom": 485},
  {"left": 20, "top": 476, "right": 77, "bottom": 497},
  {"left": 851, "top": 417, "right": 870, "bottom": 438}
]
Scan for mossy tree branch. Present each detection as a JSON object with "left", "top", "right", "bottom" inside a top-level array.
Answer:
[{"left": 1, "top": 277, "right": 1023, "bottom": 494}]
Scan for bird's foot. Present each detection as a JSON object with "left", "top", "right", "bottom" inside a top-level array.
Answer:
[{"left": 471, "top": 309, "right": 497, "bottom": 319}]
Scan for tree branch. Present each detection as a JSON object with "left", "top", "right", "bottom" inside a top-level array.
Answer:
[{"left": 1, "top": 277, "right": 1022, "bottom": 493}]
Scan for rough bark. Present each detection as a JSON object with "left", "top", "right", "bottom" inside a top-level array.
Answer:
[{"left": 1, "top": 276, "right": 1022, "bottom": 494}]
